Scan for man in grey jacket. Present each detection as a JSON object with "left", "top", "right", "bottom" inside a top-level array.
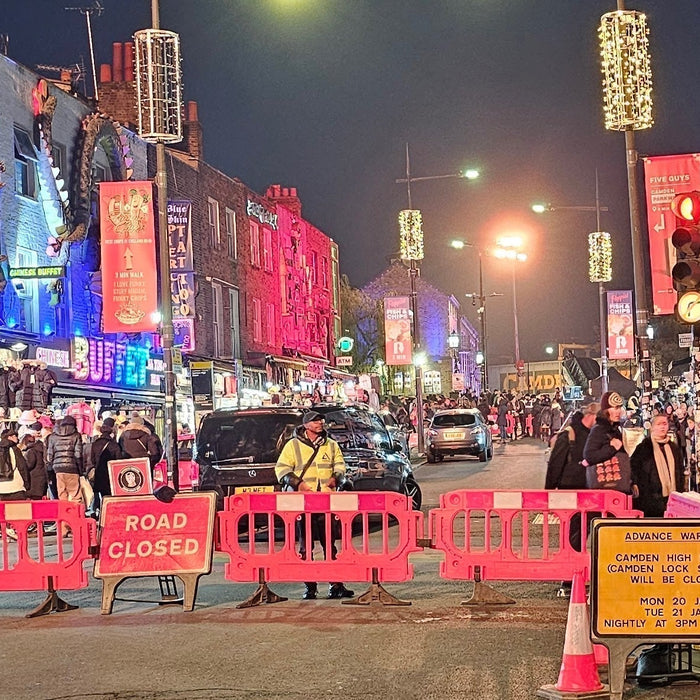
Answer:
[{"left": 46, "top": 415, "right": 83, "bottom": 536}]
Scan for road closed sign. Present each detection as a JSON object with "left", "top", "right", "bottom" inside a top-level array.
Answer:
[
  {"left": 95, "top": 492, "right": 216, "bottom": 578},
  {"left": 591, "top": 518, "right": 700, "bottom": 639}
]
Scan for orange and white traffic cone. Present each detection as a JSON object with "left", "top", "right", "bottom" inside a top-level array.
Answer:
[{"left": 537, "top": 571, "right": 609, "bottom": 699}]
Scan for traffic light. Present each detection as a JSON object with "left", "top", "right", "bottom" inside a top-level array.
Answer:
[{"left": 671, "top": 191, "right": 700, "bottom": 323}]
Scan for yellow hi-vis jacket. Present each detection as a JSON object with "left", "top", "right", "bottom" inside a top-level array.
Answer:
[{"left": 275, "top": 428, "right": 346, "bottom": 492}]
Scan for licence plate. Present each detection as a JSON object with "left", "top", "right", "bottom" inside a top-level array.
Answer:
[
  {"left": 234, "top": 485, "right": 275, "bottom": 494},
  {"left": 443, "top": 431, "right": 465, "bottom": 440}
]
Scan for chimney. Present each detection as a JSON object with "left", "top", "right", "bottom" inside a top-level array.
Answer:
[
  {"left": 266, "top": 184, "right": 302, "bottom": 218},
  {"left": 100, "top": 64, "right": 112, "bottom": 82},
  {"left": 183, "top": 100, "right": 203, "bottom": 160},
  {"left": 123, "top": 42, "right": 134, "bottom": 82},
  {"left": 112, "top": 42, "right": 123, "bottom": 82}
]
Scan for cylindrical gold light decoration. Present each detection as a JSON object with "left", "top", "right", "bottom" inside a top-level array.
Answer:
[
  {"left": 599, "top": 10, "right": 653, "bottom": 131},
  {"left": 589, "top": 231, "right": 613, "bottom": 283},
  {"left": 399, "top": 209, "right": 424, "bottom": 261}
]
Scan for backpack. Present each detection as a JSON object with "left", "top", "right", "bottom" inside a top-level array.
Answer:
[{"left": 0, "top": 446, "right": 16, "bottom": 481}]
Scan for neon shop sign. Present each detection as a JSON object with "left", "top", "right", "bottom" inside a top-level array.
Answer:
[{"left": 72, "top": 338, "right": 163, "bottom": 388}]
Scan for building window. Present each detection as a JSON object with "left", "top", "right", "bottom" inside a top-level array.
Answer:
[
  {"left": 250, "top": 220, "right": 261, "bottom": 267},
  {"left": 208, "top": 197, "right": 220, "bottom": 248},
  {"left": 310, "top": 251, "right": 318, "bottom": 285},
  {"left": 50, "top": 142, "right": 65, "bottom": 174},
  {"left": 266, "top": 303, "right": 275, "bottom": 346},
  {"left": 14, "top": 126, "right": 37, "bottom": 198},
  {"left": 252, "top": 297, "right": 262, "bottom": 342},
  {"left": 14, "top": 247, "right": 38, "bottom": 333},
  {"left": 229, "top": 287, "right": 240, "bottom": 358},
  {"left": 321, "top": 256, "right": 329, "bottom": 289},
  {"left": 225, "top": 207, "right": 237, "bottom": 259},
  {"left": 262, "top": 229, "right": 273, "bottom": 272},
  {"left": 212, "top": 282, "right": 224, "bottom": 356}
]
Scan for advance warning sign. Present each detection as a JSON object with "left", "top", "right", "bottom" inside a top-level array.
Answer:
[{"left": 591, "top": 518, "right": 700, "bottom": 639}]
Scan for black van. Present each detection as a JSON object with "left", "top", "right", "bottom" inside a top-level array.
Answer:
[{"left": 196, "top": 404, "right": 421, "bottom": 509}]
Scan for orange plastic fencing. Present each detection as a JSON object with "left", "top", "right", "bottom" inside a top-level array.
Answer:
[
  {"left": 0, "top": 500, "right": 97, "bottom": 592},
  {"left": 430, "top": 489, "right": 642, "bottom": 583},
  {"left": 218, "top": 491, "right": 423, "bottom": 584}
]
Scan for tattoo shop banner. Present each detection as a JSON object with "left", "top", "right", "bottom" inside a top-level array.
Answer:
[
  {"left": 642, "top": 153, "right": 700, "bottom": 316},
  {"left": 607, "top": 290, "right": 635, "bottom": 360},
  {"left": 99, "top": 182, "right": 158, "bottom": 333},
  {"left": 385, "top": 296, "right": 412, "bottom": 366},
  {"left": 168, "top": 201, "right": 196, "bottom": 352}
]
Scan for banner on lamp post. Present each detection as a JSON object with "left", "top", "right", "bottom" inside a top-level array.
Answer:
[
  {"left": 642, "top": 153, "right": 700, "bottom": 316},
  {"left": 607, "top": 290, "right": 635, "bottom": 360},
  {"left": 100, "top": 182, "right": 158, "bottom": 333},
  {"left": 384, "top": 296, "right": 412, "bottom": 366}
]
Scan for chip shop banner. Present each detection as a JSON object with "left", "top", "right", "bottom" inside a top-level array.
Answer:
[
  {"left": 99, "top": 181, "right": 158, "bottom": 333},
  {"left": 607, "top": 290, "right": 635, "bottom": 360},
  {"left": 643, "top": 153, "right": 700, "bottom": 316},
  {"left": 385, "top": 296, "right": 412, "bottom": 366}
]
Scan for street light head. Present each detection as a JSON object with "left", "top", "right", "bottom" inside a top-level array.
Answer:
[
  {"left": 450, "top": 239, "right": 466, "bottom": 249},
  {"left": 516, "top": 252, "right": 527, "bottom": 262},
  {"left": 545, "top": 345, "right": 555, "bottom": 355},
  {"left": 462, "top": 168, "right": 480, "bottom": 180},
  {"left": 531, "top": 203, "right": 549, "bottom": 214},
  {"left": 496, "top": 235, "right": 524, "bottom": 249},
  {"left": 413, "top": 351, "right": 427, "bottom": 367}
]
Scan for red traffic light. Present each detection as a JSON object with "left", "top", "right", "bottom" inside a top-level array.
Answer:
[{"left": 671, "top": 191, "right": 700, "bottom": 223}]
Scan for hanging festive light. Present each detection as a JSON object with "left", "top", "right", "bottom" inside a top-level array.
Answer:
[
  {"left": 599, "top": 10, "right": 653, "bottom": 131},
  {"left": 589, "top": 231, "right": 613, "bottom": 282},
  {"left": 399, "top": 209, "right": 424, "bottom": 261}
]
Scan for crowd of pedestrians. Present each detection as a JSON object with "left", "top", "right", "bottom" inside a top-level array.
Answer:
[{"left": 0, "top": 411, "right": 163, "bottom": 540}]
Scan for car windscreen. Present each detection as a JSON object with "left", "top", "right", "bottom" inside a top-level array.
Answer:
[
  {"left": 320, "top": 408, "right": 393, "bottom": 451},
  {"left": 432, "top": 413, "right": 477, "bottom": 428},
  {"left": 197, "top": 414, "right": 300, "bottom": 464}
]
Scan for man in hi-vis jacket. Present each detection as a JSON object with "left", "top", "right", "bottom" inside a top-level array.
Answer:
[{"left": 275, "top": 411, "right": 354, "bottom": 600}]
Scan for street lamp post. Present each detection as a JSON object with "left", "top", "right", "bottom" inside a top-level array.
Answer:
[
  {"left": 532, "top": 174, "right": 611, "bottom": 393},
  {"left": 134, "top": 0, "right": 183, "bottom": 489},
  {"left": 493, "top": 237, "right": 527, "bottom": 389},
  {"left": 451, "top": 240, "right": 503, "bottom": 392},
  {"left": 396, "top": 144, "right": 480, "bottom": 454}
]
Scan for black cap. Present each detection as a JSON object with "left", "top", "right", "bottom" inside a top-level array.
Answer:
[{"left": 302, "top": 411, "right": 324, "bottom": 426}]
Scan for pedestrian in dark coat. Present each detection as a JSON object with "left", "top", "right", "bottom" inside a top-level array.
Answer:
[
  {"left": 0, "top": 429, "right": 30, "bottom": 502},
  {"left": 19, "top": 433, "right": 47, "bottom": 500},
  {"left": 583, "top": 391, "right": 632, "bottom": 495},
  {"left": 91, "top": 418, "right": 122, "bottom": 508},
  {"left": 119, "top": 414, "right": 161, "bottom": 469},
  {"left": 631, "top": 414, "right": 686, "bottom": 517}
]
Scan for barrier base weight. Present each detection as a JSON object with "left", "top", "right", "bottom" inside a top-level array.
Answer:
[
  {"left": 26, "top": 580, "right": 78, "bottom": 618},
  {"left": 237, "top": 570, "right": 288, "bottom": 609},
  {"left": 343, "top": 568, "right": 411, "bottom": 607},
  {"left": 536, "top": 683, "right": 610, "bottom": 699},
  {"left": 461, "top": 581, "right": 516, "bottom": 606}
]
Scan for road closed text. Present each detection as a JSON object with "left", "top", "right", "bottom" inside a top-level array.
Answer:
[{"left": 106, "top": 512, "right": 199, "bottom": 559}]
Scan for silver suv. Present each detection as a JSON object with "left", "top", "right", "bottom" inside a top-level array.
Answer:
[{"left": 425, "top": 408, "right": 493, "bottom": 463}]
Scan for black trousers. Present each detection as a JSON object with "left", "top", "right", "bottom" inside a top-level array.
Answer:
[{"left": 297, "top": 513, "right": 341, "bottom": 586}]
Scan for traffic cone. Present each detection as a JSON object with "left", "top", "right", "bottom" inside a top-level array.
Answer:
[
  {"left": 537, "top": 571, "right": 609, "bottom": 699},
  {"left": 593, "top": 643, "right": 609, "bottom": 667}
]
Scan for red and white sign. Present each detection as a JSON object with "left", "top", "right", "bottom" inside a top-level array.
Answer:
[
  {"left": 108, "top": 458, "right": 153, "bottom": 497},
  {"left": 99, "top": 181, "right": 159, "bottom": 333},
  {"left": 94, "top": 493, "right": 217, "bottom": 577},
  {"left": 385, "top": 296, "right": 412, "bottom": 366},
  {"left": 607, "top": 290, "right": 635, "bottom": 360},
  {"left": 642, "top": 153, "right": 700, "bottom": 315}
]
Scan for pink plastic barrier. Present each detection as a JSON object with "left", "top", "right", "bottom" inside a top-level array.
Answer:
[
  {"left": 430, "top": 489, "right": 641, "bottom": 583},
  {"left": 218, "top": 491, "right": 423, "bottom": 585},
  {"left": 665, "top": 490, "right": 700, "bottom": 518}
]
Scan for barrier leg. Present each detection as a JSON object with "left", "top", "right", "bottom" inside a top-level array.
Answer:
[
  {"left": 461, "top": 566, "right": 516, "bottom": 606},
  {"left": 26, "top": 576, "right": 78, "bottom": 618},
  {"left": 342, "top": 568, "right": 411, "bottom": 607},
  {"left": 157, "top": 575, "right": 183, "bottom": 605},
  {"left": 236, "top": 569, "right": 287, "bottom": 609}
]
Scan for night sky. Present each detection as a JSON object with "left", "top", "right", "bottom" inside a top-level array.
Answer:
[{"left": 4, "top": 1, "right": 700, "bottom": 365}]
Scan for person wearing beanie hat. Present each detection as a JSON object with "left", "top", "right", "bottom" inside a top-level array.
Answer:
[
  {"left": 583, "top": 390, "right": 632, "bottom": 495},
  {"left": 275, "top": 411, "right": 354, "bottom": 601},
  {"left": 90, "top": 416, "right": 122, "bottom": 511},
  {"left": 118, "top": 413, "right": 161, "bottom": 470}
]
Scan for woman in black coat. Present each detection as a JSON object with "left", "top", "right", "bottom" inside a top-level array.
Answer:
[
  {"left": 631, "top": 414, "right": 686, "bottom": 517},
  {"left": 91, "top": 418, "right": 123, "bottom": 507},
  {"left": 19, "top": 434, "right": 48, "bottom": 500},
  {"left": 582, "top": 391, "right": 632, "bottom": 495}
]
